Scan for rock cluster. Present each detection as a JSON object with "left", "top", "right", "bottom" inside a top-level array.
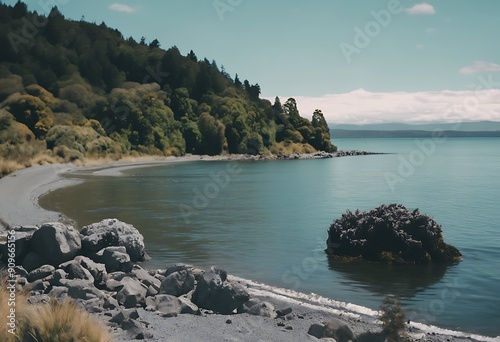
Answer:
[
  {"left": 0, "top": 220, "right": 300, "bottom": 339},
  {"left": 326, "top": 204, "right": 462, "bottom": 264},
  {"left": 335, "top": 150, "right": 381, "bottom": 157}
]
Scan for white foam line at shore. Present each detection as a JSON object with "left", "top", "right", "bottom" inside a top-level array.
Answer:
[{"left": 231, "top": 275, "right": 500, "bottom": 342}]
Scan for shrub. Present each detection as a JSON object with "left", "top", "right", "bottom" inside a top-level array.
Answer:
[
  {"left": 0, "top": 278, "right": 112, "bottom": 342},
  {"left": 380, "top": 296, "right": 407, "bottom": 342}
]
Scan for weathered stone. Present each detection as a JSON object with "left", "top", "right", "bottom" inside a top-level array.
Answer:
[
  {"left": 103, "top": 296, "right": 119, "bottom": 310},
  {"left": 323, "top": 319, "right": 354, "bottom": 342},
  {"left": 276, "top": 307, "right": 293, "bottom": 317},
  {"left": 80, "top": 219, "right": 146, "bottom": 262},
  {"left": 27, "top": 294, "right": 51, "bottom": 304},
  {"left": 164, "top": 264, "right": 194, "bottom": 277},
  {"left": 22, "top": 251, "right": 50, "bottom": 273},
  {"left": 116, "top": 277, "right": 147, "bottom": 308},
  {"left": 59, "top": 260, "right": 95, "bottom": 282},
  {"left": 120, "top": 319, "right": 145, "bottom": 339},
  {"left": 159, "top": 270, "right": 195, "bottom": 297},
  {"left": 27, "top": 265, "right": 55, "bottom": 283},
  {"left": 238, "top": 298, "right": 262, "bottom": 314},
  {"left": 14, "top": 266, "right": 28, "bottom": 278},
  {"left": 48, "top": 286, "right": 69, "bottom": 299},
  {"left": 154, "top": 294, "right": 182, "bottom": 317},
  {"left": 97, "top": 246, "right": 133, "bottom": 273},
  {"left": 356, "top": 331, "right": 386, "bottom": 342},
  {"left": 178, "top": 296, "right": 199, "bottom": 315},
  {"left": 307, "top": 323, "right": 325, "bottom": 339},
  {"left": 247, "top": 302, "right": 276, "bottom": 318},
  {"left": 25, "top": 279, "right": 49, "bottom": 293},
  {"left": 59, "top": 278, "right": 103, "bottom": 300},
  {"left": 132, "top": 265, "right": 161, "bottom": 292},
  {"left": 30, "top": 222, "right": 81, "bottom": 266},
  {"left": 74, "top": 255, "right": 107, "bottom": 285},
  {"left": 110, "top": 308, "right": 140, "bottom": 324},
  {"left": 1, "top": 231, "right": 32, "bottom": 264},
  {"left": 191, "top": 267, "right": 250, "bottom": 315}
]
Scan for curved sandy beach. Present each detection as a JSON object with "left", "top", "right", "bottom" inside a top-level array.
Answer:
[{"left": 0, "top": 158, "right": 498, "bottom": 342}]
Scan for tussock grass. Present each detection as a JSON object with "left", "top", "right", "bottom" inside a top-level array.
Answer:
[
  {"left": 0, "top": 278, "right": 112, "bottom": 342},
  {"left": 0, "top": 160, "right": 24, "bottom": 178}
]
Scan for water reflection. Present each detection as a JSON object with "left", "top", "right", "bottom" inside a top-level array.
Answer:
[{"left": 327, "top": 257, "right": 458, "bottom": 299}]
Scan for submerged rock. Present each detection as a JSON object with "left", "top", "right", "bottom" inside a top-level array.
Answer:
[{"left": 326, "top": 204, "right": 462, "bottom": 264}]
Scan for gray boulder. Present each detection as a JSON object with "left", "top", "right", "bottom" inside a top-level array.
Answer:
[
  {"left": 247, "top": 302, "right": 277, "bottom": 318},
  {"left": 27, "top": 265, "right": 55, "bottom": 283},
  {"left": 30, "top": 222, "right": 81, "bottom": 266},
  {"left": 74, "top": 255, "right": 107, "bottom": 286},
  {"left": 132, "top": 265, "right": 161, "bottom": 292},
  {"left": 59, "top": 278, "right": 103, "bottom": 300},
  {"left": 80, "top": 219, "right": 146, "bottom": 262},
  {"left": 116, "top": 277, "right": 147, "bottom": 308},
  {"left": 22, "top": 251, "right": 50, "bottom": 272},
  {"left": 356, "top": 331, "right": 386, "bottom": 342},
  {"left": 1, "top": 231, "right": 32, "bottom": 264},
  {"left": 152, "top": 294, "right": 182, "bottom": 317},
  {"left": 159, "top": 270, "right": 195, "bottom": 297},
  {"left": 59, "top": 260, "right": 94, "bottom": 282},
  {"left": 191, "top": 268, "right": 250, "bottom": 314},
  {"left": 96, "top": 246, "right": 133, "bottom": 273},
  {"left": 307, "top": 323, "right": 325, "bottom": 339},
  {"left": 178, "top": 296, "right": 199, "bottom": 315},
  {"left": 48, "top": 286, "right": 69, "bottom": 300},
  {"left": 323, "top": 319, "right": 355, "bottom": 342}
]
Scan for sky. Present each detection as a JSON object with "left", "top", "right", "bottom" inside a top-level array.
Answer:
[{"left": 4, "top": 0, "right": 500, "bottom": 124}]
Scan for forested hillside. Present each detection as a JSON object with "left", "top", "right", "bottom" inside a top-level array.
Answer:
[{"left": 0, "top": 1, "right": 335, "bottom": 175}]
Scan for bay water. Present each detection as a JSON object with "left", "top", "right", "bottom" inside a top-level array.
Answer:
[{"left": 40, "top": 137, "right": 500, "bottom": 337}]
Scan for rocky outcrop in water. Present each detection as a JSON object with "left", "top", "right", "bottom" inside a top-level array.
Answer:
[{"left": 326, "top": 204, "right": 462, "bottom": 264}]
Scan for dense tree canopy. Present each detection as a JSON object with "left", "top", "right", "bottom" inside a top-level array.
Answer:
[{"left": 0, "top": 1, "right": 336, "bottom": 165}]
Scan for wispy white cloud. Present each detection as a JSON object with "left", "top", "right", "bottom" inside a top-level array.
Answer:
[
  {"left": 268, "top": 88, "right": 500, "bottom": 124},
  {"left": 109, "top": 3, "right": 137, "bottom": 13},
  {"left": 404, "top": 3, "right": 436, "bottom": 15},
  {"left": 459, "top": 61, "right": 500, "bottom": 75},
  {"left": 416, "top": 44, "right": 425, "bottom": 49}
]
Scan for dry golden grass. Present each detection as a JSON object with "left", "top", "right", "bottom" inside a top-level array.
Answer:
[
  {"left": 270, "top": 141, "right": 317, "bottom": 155},
  {"left": 0, "top": 278, "right": 112, "bottom": 342},
  {"left": 0, "top": 159, "right": 24, "bottom": 178}
]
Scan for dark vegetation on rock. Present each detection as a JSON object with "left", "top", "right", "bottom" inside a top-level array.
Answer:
[
  {"left": 0, "top": 1, "right": 336, "bottom": 177},
  {"left": 326, "top": 204, "right": 462, "bottom": 264}
]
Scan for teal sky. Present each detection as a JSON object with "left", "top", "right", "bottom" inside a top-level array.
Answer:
[{"left": 4, "top": 0, "right": 500, "bottom": 123}]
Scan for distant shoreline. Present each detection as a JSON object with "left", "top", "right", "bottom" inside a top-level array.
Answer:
[{"left": 333, "top": 129, "right": 500, "bottom": 139}]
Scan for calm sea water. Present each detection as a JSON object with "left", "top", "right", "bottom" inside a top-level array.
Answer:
[{"left": 40, "top": 138, "right": 500, "bottom": 337}]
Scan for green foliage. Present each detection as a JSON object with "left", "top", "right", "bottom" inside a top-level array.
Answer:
[
  {"left": 380, "top": 296, "right": 407, "bottom": 342},
  {"left": 7, "top": 94, "right": 54, "bottom": 138},
  {"left": 0, "top": 1, "right": 338, "bottom": 163}
]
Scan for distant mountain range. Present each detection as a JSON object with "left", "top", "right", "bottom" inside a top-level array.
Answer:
[{"left": 331, "top": 121, "right": 500, "bottom": 138}]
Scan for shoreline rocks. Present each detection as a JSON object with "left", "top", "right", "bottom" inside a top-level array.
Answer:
[{"left": 0, "top": 220, "right": 311, "bottom": 339}]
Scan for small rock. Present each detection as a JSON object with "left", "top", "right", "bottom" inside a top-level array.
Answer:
[
  {"left": 307, "top": 323, "right": 325, "bottom": 339},
  {"left": 276, "top": 307, "right": 293, "bottom": 317},
  {"left": 116, "top": 277, "right": 147, "bottom": 308},
  {"left": 247, "top": 302, "right": 276, "bottom": 318},
  {"left": 226, "top": 319, "right": 232, "bottom": 324},
  {"left": 323, "top": 319, "right": 354, "bottom": 342},
  {"left": 27, "top": 265, "right": 55, "bottom": 283},
  {"left": 159, "top": 270, "right": 195, "bottom": 297}
]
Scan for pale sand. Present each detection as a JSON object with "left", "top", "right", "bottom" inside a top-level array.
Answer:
[{"left": 0, "top": 157, "right": 497, "bottom": 341}]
